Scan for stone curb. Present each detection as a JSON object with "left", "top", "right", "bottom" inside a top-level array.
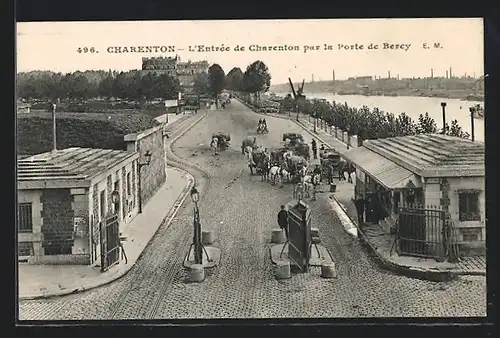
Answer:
[
  {"left": 237, "top": 98, "right": 485, "bottom": 281},
  {"left": 19, "top": 114, "right": 208, "bottom": 300}
]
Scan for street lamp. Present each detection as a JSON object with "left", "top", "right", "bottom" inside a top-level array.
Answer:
[
  {"left": 137, "top": 150, "right": 152, "bottom": 214},
  {"left": 187, "top": 186, "right": 212, "bottom": 265}
]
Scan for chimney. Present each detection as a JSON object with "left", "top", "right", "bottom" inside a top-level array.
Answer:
[
  {"left": 388, "top": 71, "right": 391, "bottom": 79},
  {"left": 397, "top": 74, "right": 400, "bottom": 80},
  {"left": 446, "top": 70, "right": 449, "bottom": 79},
  {"left": 332, "top": 70, "right": 335, "bottom": 82},
  {"left": 431, "top": 68, "right": 434, "bottom": 78},
  {"left": 449, "top": 67, "right": 453, "bottom": 78}
]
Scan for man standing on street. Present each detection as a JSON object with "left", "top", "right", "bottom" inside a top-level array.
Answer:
[
  {"left": 311, "top": 139, "right": 317, "bottom": 159},
  {"left": 354, "top": 194, "right": 366, "bottom": 226},
  {"left": 277, "top": 205, "right": 289, "bottom": 239}
]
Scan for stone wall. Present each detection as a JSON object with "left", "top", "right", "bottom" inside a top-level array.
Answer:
[{"left": 125, "top": 125, "right": 166, "bottom": 206}]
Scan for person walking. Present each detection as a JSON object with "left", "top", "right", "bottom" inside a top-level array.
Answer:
[
  {"left": 311, "top": 139, "right": 317, "bottom": 159},
  {"left": 277, "top": 205, "right": 289, "bottom": 239},
  {"left": 354, "top": 194, "right": 367, "bottom": 226}
]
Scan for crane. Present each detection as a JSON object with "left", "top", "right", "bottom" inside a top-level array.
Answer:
[{"left": 288, "top": 78, "right": 306, "bottom": 121}]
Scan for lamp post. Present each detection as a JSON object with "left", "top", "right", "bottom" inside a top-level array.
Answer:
[
  {"left": 137, "top": 150, "right": 152, "bottom": 214},
  {"left": 440, "top": 102, "right": 447, "bottom": 134},
  {"left": 190, "top": 186, "right": 203, "bottom": 264},
  {"left": 469, "top": 106, "right": 476, "bottom": 142}
]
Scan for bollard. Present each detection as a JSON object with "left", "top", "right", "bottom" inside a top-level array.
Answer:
[
  {"left": 311, "top": 227, "right": 320, "bottom": 238},
  {"left": 274, "top": 261, "right": 291, "bottom": 280},
  {"left": 271, "top": 228, "right": 286, "bottom": 243},
  {"left": 202, "top": 230, "right": 215, "bottom": 245},
  {"left": 189, "top": 264, "right": 205, "bottom": 282},
  {"left": 330, "top": 183, "right": 337, "bottom": 193},
  {"left": 321, "top": 262, "right": 337, "bottom": 279}
]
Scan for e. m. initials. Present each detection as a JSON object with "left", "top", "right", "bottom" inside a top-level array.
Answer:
[{"left": 422, "top": 42, "right": 442, "bottom": 50}]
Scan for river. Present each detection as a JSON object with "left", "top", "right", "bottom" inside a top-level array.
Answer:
[{"left": 275, "top": 92, "right": 484, "bottom": 142}]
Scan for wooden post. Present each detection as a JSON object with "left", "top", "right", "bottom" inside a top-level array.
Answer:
[
  {"left": 469, "top": 107, "right": 475, "bottom": 142},
  {"left": 441, "top": 102, "right": 447, "bottom": 133}
]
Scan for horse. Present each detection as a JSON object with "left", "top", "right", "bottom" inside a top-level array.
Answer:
[
  {"left": 244, "top": 145, "right": 253, "bottom": 158},
  {"left": 210, "top": 137, "right": 219, "bottom": 158},
  {"left": 302, "top": 173, "right": 321, "bottom": 199},
  {"left": 260, "top": 158, "right": 270, "bottom": 182},
  {"left": 280, "top": 167, "right": 291, "bottom": 183},
  {"left": 269, "top": 165, "right": 281, "bottom": 186}
]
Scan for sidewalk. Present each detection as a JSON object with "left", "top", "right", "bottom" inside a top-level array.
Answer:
[
  {"left": 331, "top": 180, "right": 486, "bottom": 280},
  {"left": 19, "top": 166, "right": 194, "bottom": 300},
  {"left": 238, "top": 98, "right": 487, "bottom": 280}
]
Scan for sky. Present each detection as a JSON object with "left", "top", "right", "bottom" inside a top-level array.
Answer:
[{"left": 16, "top": 19, "right": 484, "bottom": 85}]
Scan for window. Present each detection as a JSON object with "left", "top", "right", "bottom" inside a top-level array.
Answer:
[
  {"left": 127, "top": 172, "right": 131, "bottom": 196},
  {"left": 458, "top": 191, "right": 481, "bottom": 221},
  {"left": 18, "top": 242, "right": 34, "bottom": 256},
  {"left": 18, "top": 203, "right": 33, "bottom": 232},
  {"left": 100, "top": 190, "right": 106, "bottom": 218}
]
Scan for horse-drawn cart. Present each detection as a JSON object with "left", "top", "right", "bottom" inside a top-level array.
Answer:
[
  {"left": 212, "top": 132, "right": 231, "bottom": 151},
  {"left": 286, "top": 155, "right": 308, "bottom": 183}
]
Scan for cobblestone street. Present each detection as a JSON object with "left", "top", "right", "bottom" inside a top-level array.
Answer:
[{"left": 18, "top": 100, "right": 487, "bottom": 320}]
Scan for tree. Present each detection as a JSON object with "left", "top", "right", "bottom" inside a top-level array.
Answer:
[
  {"left": 192, "top": 72, "right": 210, "bottom": 95},
  {"left": 242, "top": 60, "right": 271, "bottom": 101},
  {"left": 225, "top": 67, "right": 244, "bottom": 91},
  {"left": 98, "top": 72, "right": 115, "bottom": 99},
  {"left": 443, "top": 120, "right": 470, "bottom": 139},
  {"left": 417, "top": 112, "right": 438, "bottom": 134},
  {"left": 208, "top": 64, "right": 226, "bottom": 108}
]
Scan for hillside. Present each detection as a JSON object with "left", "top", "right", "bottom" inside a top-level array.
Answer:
[{"left": 17, "top": 112, "right": 159, "bottom": 155}]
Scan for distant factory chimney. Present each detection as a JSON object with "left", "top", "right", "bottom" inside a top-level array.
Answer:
[
  {"left": 312, "top": 74, "right": 314, "bottom": 83},
  {"left": 332, "top": 70, "right": 336, "bottom": 82},
  {"left": 388, "top": 71, "right": 391, "bottom": 79},
  {"left": 446, "top": 70, "right": 449, "bottom": 79},
  {"left": 397, "top": 74, "right": 400, "bottom": 80},
  {"left": 449, "top": 67, "right": 453, "bottom": 78},
  {"left": 431, "top": 68, "right": 434, "bottom": 78}
]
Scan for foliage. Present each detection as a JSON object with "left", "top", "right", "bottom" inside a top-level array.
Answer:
[
  {"left": 442, "top": 120, "right": 471, "bottom": 139},
  {"left": 241, "top": 61, "right": 271, "bottom": 100},
  {"left": 286, "top": 97, "right": 470, "bottom": 141},
  {"left": 417, "top": 112, "right": 438, "bottom": 133},
  {"left": 17, "top": 113, "right": 159, "bottom": 155},
  {"left": 280, "top": 94, "right": 295, "bottom": 112},
  {"left": 192, "top": 72, "right": 210, "bottom": 95},
  {"left": 225, "top": 67, "right": 244, "bottom": 91},
  {"left": 207, "top": 64, "right": 226, "bottom": 98},
  {"left": 17, "top": 70, "right": 181, "bottom": 102}
]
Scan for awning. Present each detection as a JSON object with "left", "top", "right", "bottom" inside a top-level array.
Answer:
[{"left": 343, "top": 147, "right": 422, "bottom": 189}]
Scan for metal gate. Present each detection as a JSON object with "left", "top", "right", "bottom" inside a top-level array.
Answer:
[
  {"left": 397, "top": 205, "right": 446, "bottom": 260},
  {"left": 100, "top": 213, "right": 120, "bottom": 272}
]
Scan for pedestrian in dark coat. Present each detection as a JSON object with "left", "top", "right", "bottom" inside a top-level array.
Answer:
[
  {"left": 311, "top": 139, "right": 317, "bottom": 159},
  {"left": 277, "top": 205, "right": 289, "bottom": 239},
  {"left": 354, "top": 195, "right": 366, "bottom": 225}
]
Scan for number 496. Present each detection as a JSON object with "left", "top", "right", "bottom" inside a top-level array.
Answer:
[{"left": 77, "top": 47, "right": 97, "bottom": 53}]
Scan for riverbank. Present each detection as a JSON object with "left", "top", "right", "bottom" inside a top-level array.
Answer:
[{"left": 270, "top": 84, "right": 484, "bottom": 102}]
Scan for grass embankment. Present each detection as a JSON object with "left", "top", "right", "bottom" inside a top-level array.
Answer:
[{"left": 17, "top": 112, "right": 159, "bottom": 155}]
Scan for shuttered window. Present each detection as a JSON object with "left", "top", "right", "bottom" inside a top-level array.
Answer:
[
  {"left": 458, "top": 191, "right": 481, "bottom": 221},
  {"left": 18, "top": 203, "right": 33, "bottom": 232}
]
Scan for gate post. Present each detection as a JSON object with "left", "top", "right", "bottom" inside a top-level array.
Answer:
[{"left": 99, "top": 221, "right": 105, "bottom": 272}]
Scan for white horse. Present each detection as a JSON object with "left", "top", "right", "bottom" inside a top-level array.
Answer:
[
  {"left": 269, "top": 165, "right": 281, "bottom": 186},
  {"left": 280, "top": 168, "right": 291, "bottom": 183},
  {"left": 302, "top": 173, "right": 321, "bottom": 199}
]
